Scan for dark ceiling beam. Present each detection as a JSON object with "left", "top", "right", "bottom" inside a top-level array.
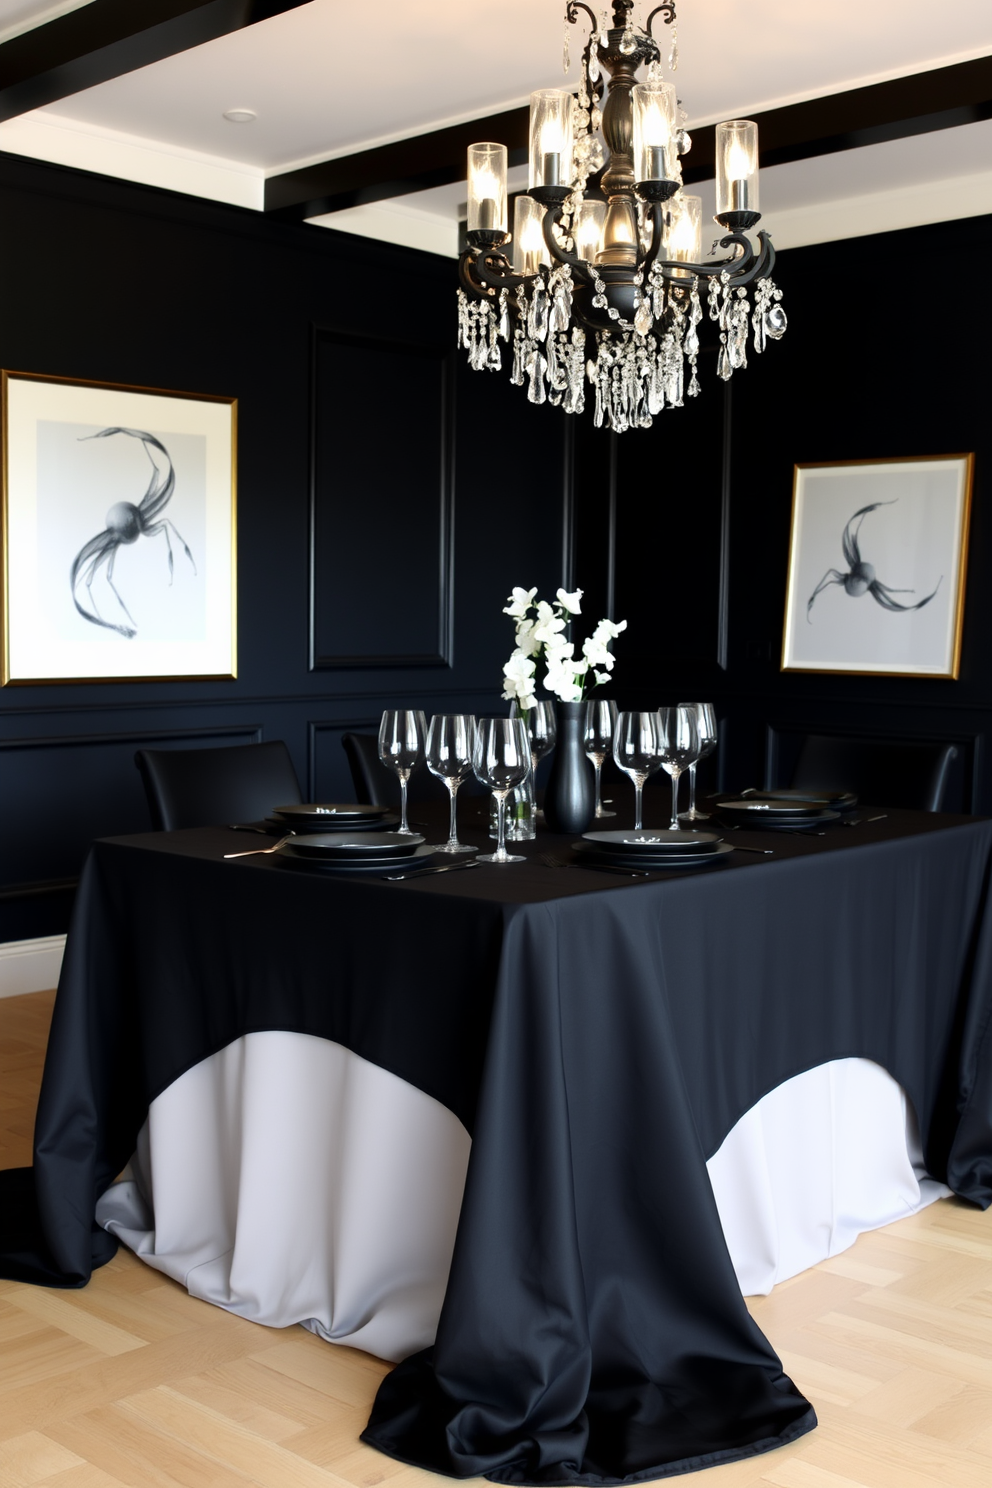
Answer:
[
  {"left": 265, "top": 52, "right": 992, "bottom": 220},
  {"left": 0, "top": 0, "right": 313, "bottom": 124}
]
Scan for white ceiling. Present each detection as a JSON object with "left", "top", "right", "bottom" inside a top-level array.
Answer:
[{"left": 0, "top": 0, "right": 990, "bottom": 253}]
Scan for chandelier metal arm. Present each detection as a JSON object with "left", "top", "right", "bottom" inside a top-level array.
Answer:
[
  {"left": 540, "top": 205, "right": 597, "bottom": 284},
  {"left": 463, "top": 248, "right": 535, "bottom": 294},
  {"left": 644, "top": 4, "right": 677, "bottom": 35},
  {"left": 640, "top": 201, "right": 666, "bottom": 274}
]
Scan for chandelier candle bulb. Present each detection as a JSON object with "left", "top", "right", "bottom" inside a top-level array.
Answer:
[
  {"left": 632, "top": 80, "right": 677, "bottom": 184},
  {"left": 715, "top": 119, "right": 759, "bottom": 219},
  {"left": 512, "top": 195, "right": 551, "bottom": 276},
  {"left": 467, "top": 142, "right": 508, "bottom": 239},
  {"left": 573, "top": 200, "right": 607, "bottom": 263},
  {"left": 528, "top": 89, "right": 574, "bottom": 192},
  {"left": 665, "top": 193, "right": 702, "bottom": 276}
]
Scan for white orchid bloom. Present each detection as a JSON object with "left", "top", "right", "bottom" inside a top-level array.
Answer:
[
  {"left": 592, "top": 616, "right": 628, "bottom": 643},
  {"left": 533, "top": 607, "right": 568, "bottom": 645},
  {"left": 555, "top": 587, "right": 583, "bottom": 615},
  {"left": 503, "top": 649, "right": 536, "bottom": 685},
  {"left": 514, "top": 619, "right": 542, "bottom": 658},
  {"left": 503, "top": 586, "right": 538, "bottom": 619}
]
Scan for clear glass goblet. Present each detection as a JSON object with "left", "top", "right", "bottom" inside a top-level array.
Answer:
[
  {"left": 678, "top": 701, "right": 718, "bottom": 822},
  {"left": 378, "top": 708, "right": 426, "bottom": 835},
  {"left": 426, "top": 714, "right": 477, "bottom": 853},
  {"left": 510, "top": 698, "right": 557, "bottom": 817},
  {"left": 657, "top": 705, "right": 701, "bottom": 832},
  {"left": 613, "top": 711, "right": 664, "bottom": 831},
  {"left": 473, "top": 717, "right": 531, "bottom": 864},
  {"left": 584, "top": 698, "right": 618, "bottom": 818}
]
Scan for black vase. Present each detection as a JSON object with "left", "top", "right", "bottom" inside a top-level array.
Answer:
[{"left": 543, "top": 699, "right": 596, "bottom": 835}]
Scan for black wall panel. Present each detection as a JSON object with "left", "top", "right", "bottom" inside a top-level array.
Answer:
[
  {"left": 311, "top": 328, "right": 454, "bottom": 669},
  {"left": 0, "top": 153, "right": 567, "bottom": 940},
  {"left": 602, "top": 213, "right": 992, "bottom": 813}
]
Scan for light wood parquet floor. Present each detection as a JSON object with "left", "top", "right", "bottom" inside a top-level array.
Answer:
[{"left": 1, "top": 988, "right": 991, "bottom": 1488}]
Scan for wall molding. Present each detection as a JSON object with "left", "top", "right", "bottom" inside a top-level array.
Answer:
[
  {"left": 306, "top": 715, "right": 381, "bottom": 800},
  {"left": 309, "top": 325, "right": 455, "bottom": 671},
  {"left": 0, "top": 933, "right": 65, "bottom": 998}
]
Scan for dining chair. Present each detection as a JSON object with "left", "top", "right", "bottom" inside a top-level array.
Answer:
[
  {"left": 341, "top": 732, "right": 453, "bottom": 810},
  {"left": 789, "top": 734, "right": 960, "bottom": 812},
  {"left": 135, "top": 740, "right": 302, "bottom": 830}
]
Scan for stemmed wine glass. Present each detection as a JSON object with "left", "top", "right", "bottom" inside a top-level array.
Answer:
[
  {"left": 657, "top": 706, "right": 700, "bottom": 832},
  {"left": 473, "top": 717, "right": 531, "bottom": 864},
  {"left": 678, "top": 702, "right": 718, "bottom": 822},
  {"left": 426, "top": 714, "right": 477, "bottom": 854},
  {"left": 378, "top": 709, "right": 426, "bottom": 835},
  {"left": 584, "top": 699, "right": 618, "bottom": 818},
  {"left": 613, "top": 711, "right": 664, "bottom": 831},
  {"left": 510, "top": 699, "right": 556, "bottom": 808}
]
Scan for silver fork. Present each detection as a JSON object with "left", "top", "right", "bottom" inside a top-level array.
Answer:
[{"left": 224, "top": 834, "right": 294, "bottom": 859}]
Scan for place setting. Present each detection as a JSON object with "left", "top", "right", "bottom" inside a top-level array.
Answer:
[{"left": 713, "top": 795, "right": 843, "bottom": 833}]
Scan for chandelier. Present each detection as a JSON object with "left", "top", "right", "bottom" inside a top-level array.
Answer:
[{"left": 457, "top": 0, "right": 787, "bottom": 432}]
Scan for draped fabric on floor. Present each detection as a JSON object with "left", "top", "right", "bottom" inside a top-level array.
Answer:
[
  {"left": 2, "top": 811, "right": 992, "bottom": 1482},
  {"left": 93, "top": 1038, "right": 945, "bottom": 1359}
]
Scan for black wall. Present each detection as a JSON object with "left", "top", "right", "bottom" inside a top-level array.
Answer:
[
  {"left": 586, "top": 213, "right": 992, "bottom": 814},
  {"left": 0, "top": 152, "right": 567, "bottom": 941},
  {"left": 1, "top": 149, "right": 990, "bottom": 943}
]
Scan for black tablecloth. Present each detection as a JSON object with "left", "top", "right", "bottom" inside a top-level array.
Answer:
[{"left": 3, "top": 806, "right": 992, "bottom": 1483}]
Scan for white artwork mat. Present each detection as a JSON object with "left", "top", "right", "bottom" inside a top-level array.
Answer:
[
  {"left": 4, "top": 375, "right": 236, "bottom": 682},
  {"left": 781, "top": 458, "right": 972, "bottom": 678}
]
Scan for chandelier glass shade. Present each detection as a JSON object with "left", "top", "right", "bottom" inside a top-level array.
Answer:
[{"left": 457, "top": 0, "right": 787, "bottom": 432}]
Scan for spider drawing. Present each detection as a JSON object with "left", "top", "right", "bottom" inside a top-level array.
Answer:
[
  {"left": 807, "top": 500, "right": 941, "bottom": 623},
  {"left": 69, "top": 426, "right": 196, "bottom": 639}
]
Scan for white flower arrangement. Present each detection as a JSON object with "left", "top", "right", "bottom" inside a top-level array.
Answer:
[{"left": 501, "top": 586, "right": 627, "bottom": 708}]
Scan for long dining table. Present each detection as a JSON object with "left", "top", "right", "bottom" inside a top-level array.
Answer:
[{"left": 2, "top": 801, "right": 992, "bottom": 1484}]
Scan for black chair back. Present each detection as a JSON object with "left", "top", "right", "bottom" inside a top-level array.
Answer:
[
  {"left": 135, "top": 740, "right": 302, "bottom": 830},
  {"left": 341, "top": 733, "right": 449, "bottom": 810},
  {"left": 790, "top": 734, "right": 959, "bottom": 812}
]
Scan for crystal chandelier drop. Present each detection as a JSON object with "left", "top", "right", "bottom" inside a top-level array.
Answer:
[{"left": 457, "top": 0, "right": 787, "bottom": 432}]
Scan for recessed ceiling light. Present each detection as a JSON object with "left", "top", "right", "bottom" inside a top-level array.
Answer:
[{"left": 223, "top": 108, "right": 256, "bottom": 124}]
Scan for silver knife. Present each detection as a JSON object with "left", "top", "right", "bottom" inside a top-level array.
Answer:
[{"left": 384, "top": 859, "right": 482, "bottom": 882}]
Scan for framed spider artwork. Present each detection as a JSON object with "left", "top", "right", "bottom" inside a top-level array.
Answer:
[
  {"left": 780, "top": 454, "right": 974, "bottom": 679},
  {"left": 1, "top": 370, "right": 236, "bottom": 684}
]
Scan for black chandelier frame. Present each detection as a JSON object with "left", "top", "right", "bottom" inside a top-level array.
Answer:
[{"left": 458, "top": 0, "right": 777, "bottom": 337}]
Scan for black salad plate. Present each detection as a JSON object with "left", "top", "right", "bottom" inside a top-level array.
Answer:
[
  {"left": 573, "top": 841, "right": 735, "bottom": 869},
  {"left": 285, "top": 831, "right": 424, "bottom": 859},
  {"left": 265, "top": 813, "right": 400, "bottom": 834},
  {"left": 738, "top": 788, "right": 858, "bottom": 811},
  {"left": 582, "top": 828, "right": 723, "bottom": 854},
  {"left": 279, "top": 843, "right": 438, "bottom": 872},
  {"left": 718, "top": 798, "right": 830, "bottom": 819},
  {"left": 720, "top": 809, "right": 840, "bottom": 831}
]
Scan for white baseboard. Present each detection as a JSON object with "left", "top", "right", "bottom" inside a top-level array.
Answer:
[{"left": 0, "top": 935, "right": 66, "bottom": 999}]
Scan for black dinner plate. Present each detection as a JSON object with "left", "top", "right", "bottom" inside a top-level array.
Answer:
[
  {"left": 719, "top": 808, "right": 840, "bottom": 831},
  {"left": 582, "top": 828, "right": 723, "bottom": 854},
  {"left": 573, "top": 841, "right": 735, "bottom": 869},
  {"left": 717, "top": 798, "right": 829, "bottom": 820},
  {"left": 285, "top": 831, "right": 425, "bottom": 859},
  {"left": 274, "top": 802, "right": 391, "bottom": 822},
  {"left": 279, "top": 843, "right": 439, "bottom": 872},
  {"left": 737, "top": 789, "right": 858, "bottom": 811},
  {"left": 264, "top": 813, "right": 400, "bottom": 834}
]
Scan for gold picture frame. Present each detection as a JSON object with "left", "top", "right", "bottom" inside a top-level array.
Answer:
[
  {"left": 781, "top": 453, "right": 973, "bottom": 680},
  {"left": 2, "top": 370, "right": 237, "bottom": 685}
]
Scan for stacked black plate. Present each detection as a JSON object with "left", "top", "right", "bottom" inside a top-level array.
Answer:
[
  {"left": 716, "top": 797, "right": 840, "bottom": 830},
  {"left": 278, "top": 830, "right": 438, "bottom": 873},
  {"left": 270, "top": 802, "right": 399, "bottom": 834},
  {"left": 737, "top": 788, "right": 857, "bottom": 811},
  {"left": 574, "top": 828, "right": 734, "bottom": 870}
]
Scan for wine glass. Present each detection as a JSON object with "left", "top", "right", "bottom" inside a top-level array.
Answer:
[
  {"left": 613, "top": 711, "right": 663, "bottom": 831},
  {"left": 584, "top": 698, "right": 618, "bottom": 818},
  {"left": 510, "top": 699, "right": 557, "bottom": 815},
  {"left": 426, "top": 714, "right": 476, "bottom": 853},
  {"left": 657, "top": 705, "right": 700, "bottom": 832},
  {"left": 473, "top": 717, "right": 531, "bottom": 863},
  {"left": 678, "top": 702, "right": 718, "bottom": 822},
  {"left": 378, "top": 709, "right": 426, "bottom": 835}
]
